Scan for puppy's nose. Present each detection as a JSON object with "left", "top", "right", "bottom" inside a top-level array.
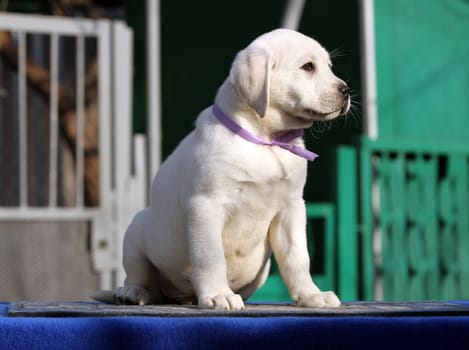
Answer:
[{"left": 338, "top": 83, "right": 350, "bottom": 97}]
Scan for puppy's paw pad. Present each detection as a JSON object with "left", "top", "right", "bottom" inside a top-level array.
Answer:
[
  {"left": 297, "top": 291, "right": 341, "bottom": 308},
  {"left": 114, "top": 285, "right": 151, "bottom": 305},
  {"left": 199, "top": 293, "right": 244, "bottom": 310}
]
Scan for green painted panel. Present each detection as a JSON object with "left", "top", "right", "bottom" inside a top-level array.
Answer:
[
  {"left": 375, "top": 0, "right": 469, "bottom": 142},
  {"left": 360, "top": 138, "right": 469, "bottom": 300},
  {"left": 336, "top": 147, "right": 359, "bottom": 301}
]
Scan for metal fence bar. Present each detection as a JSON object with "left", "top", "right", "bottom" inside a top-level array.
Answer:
[
  {"left": 0, "top": 207, "right": 101, "bottom": 220},
  {"left": 90, "top": 21, "right": 114, "bottom": 288},
  {"left": 146, "top": 0, "right": 162, "bottom": 180},
  {"left": 0, "top": 13, "right": 106, "bottom": 35},
  {"left": 280, "top": 0, "right": 305, "bottom": 30},
  {"left": 18, "top": 31, "right": 28, "bottom": 207},
  {"left": 76, "top": 35, "right": 85, "bottom": 208},
  {"left": 49, "top": 33, "right": 59, "bottom": 207},
  {"left": 112, "top": 22, "right": 134, "bottom": 285},
  {"left": 359, "top": 0, "right": 378, "bottom": 139},
  {"left": 97, "top": 22, "right": 112, "bottom": 208}
]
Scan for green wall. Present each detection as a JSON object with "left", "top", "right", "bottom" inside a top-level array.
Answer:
[{"left": 375, "top": 0, "right": 469, "bottom": 144}]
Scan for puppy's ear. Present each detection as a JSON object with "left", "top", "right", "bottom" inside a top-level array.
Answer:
[{"left": 229, "top": 47, "right": 271, "bottom": 117}]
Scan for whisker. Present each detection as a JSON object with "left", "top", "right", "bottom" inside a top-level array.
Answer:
[
  {"left": 330, "top": 46, "right": 351, "bottom": 59},
  {"left": 330, "top": 46, "right": 345, "bottom": 58},
  {"left": 346, "top": 100, "right": 362, "bottom": 127},
  {"left": 306, "top": 119, "right": 335, "bottom": 139}
]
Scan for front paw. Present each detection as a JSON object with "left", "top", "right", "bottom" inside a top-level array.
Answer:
[
  {"left": 296, "top": 291, "right": 341, "bottom": 308},
  {"left": 198, "top": 293, "right": 245, "bottom": 310}
]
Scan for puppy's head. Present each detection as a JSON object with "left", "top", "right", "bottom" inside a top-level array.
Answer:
[{"left": 229, "top": 29, "right": 350, "bottom": 129}]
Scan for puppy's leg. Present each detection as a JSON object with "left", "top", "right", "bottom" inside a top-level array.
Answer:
[
  {"left": 187, "top": 196, "right": 244, "bottom": 310},
  {"left": 114, "top": 209, "right": 162, "bottom": 305},
  {"left": 270, "top": 200, "right": 341, "bottom": 308}
]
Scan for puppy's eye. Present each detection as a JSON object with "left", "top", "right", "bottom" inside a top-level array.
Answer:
[{"left": 301, "top": 62, "right": 315, "bottom": 72}]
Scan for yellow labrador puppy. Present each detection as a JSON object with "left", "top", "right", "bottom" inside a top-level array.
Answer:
[{"left": 96, "top": 29, "right": 350, "bottom": 310}]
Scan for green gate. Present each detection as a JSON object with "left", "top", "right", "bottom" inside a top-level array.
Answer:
[
  {"left": 358, "top": 0, "right": 469, "bottom": 300},
  {"left": 360, "top": 141, "right": 469, "bottom": 300}
]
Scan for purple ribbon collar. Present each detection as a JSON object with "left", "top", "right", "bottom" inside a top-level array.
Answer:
[{"left": 212, "top": 104, "right": 318, "bottom": 161}]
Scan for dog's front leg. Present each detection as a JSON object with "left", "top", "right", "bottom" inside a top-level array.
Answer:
[
  {"left": 187, "top": 195, "right": 244, "bottom": 310},
  {"left": 270, "top": 200, "right": 341, "bottom": 307}
]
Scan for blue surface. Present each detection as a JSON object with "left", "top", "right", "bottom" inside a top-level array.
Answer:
[{"left": 2, "top": 302, "right": 469, "bottom": 350}]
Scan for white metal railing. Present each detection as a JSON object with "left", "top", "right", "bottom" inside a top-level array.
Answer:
[{"left": 0, "top": 13, "right": 146, "bottom": 289}]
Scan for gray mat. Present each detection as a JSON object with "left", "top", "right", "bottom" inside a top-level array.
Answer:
[{"left": 8, "top": 301, "right": 469, "bottom": 318}]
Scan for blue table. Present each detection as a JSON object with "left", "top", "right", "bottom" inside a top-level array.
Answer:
[{"left": 2, "top": 301, "right": 469, "bottom": 349}]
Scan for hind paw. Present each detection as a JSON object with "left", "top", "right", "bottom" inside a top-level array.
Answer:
[{"left": 114, "top": 285, "right": 152, "bottom": 305}]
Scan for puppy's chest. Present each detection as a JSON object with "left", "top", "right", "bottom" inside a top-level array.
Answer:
[
  {"left": 226, "top": 157, "right": 303, "bottom": 211},
  {"left": 211, "top": 137, "right": 306, "bottom": 209},
  {"left": 233, "top": 177, "right": 290, "bottom": 205},
  {"left": 234, "top": 144, "right": 304, "bottom": 183}
]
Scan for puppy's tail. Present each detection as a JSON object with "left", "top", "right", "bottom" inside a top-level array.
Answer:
[{"left": 90, "top": 290, "right": 117, "bottom": 304}]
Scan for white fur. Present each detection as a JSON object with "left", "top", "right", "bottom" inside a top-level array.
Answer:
[{"left": 110, "top": 29, "right": 350, "bottom": 310}]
